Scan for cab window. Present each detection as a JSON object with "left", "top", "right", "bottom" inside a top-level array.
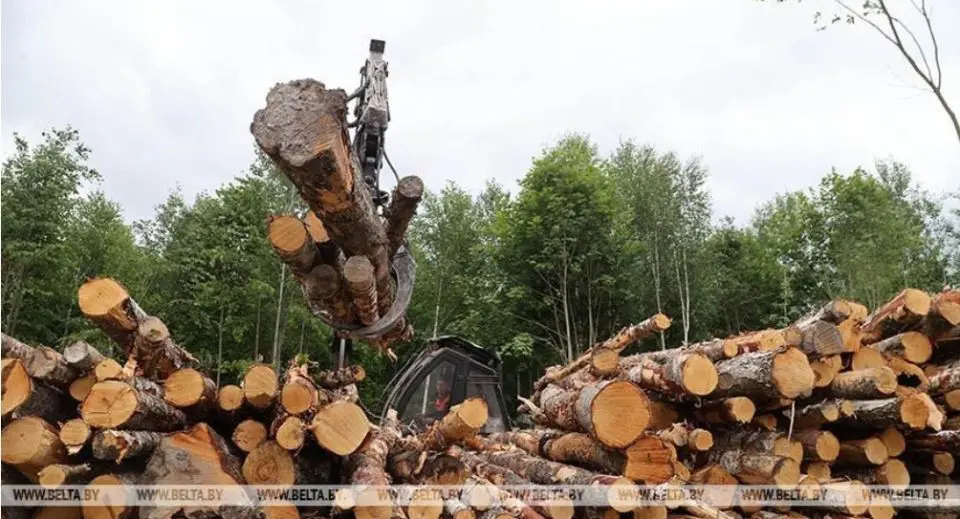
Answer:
[
  {"left": 400, "top": 360, "right": 455, "bottom": 424},
  {"left": 466, "top": 369, "right": 506, "bottom": 433}
]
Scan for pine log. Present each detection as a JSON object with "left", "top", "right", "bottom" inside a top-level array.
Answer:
[
  {"left": 243, "top": 363, "right": 279, "bottom": 409},
  {"left": 835, "top": 437, "right": 888, "bottom": 466},
  {"left": 538, "top": 380, "right": 650, "bottom": 448},
  {"left": 163, "top": 367, "right": 216, "bottom": 413},
  {"left": 533, "top": 314, "right": 671, "bottom": 394},
  {"left": 232, "top": 418, "right": 268, "bottom": 453},
  {"left": 851, "top": 346, "right": 887, "bottom": 371},
  {"left": 268, "top": 214, "right": 322, "bottom": 275},
  {"left": 836, "top": 395, "right": 930, "bottom": 430},
  {"left": 790, "top": 429, "right": 839, "bottom": 462},
  {"left": 315, "top": 364, "right": 367, "bottom": 389},
  {"left": 696, "top": 397, "right": 756, "bottom": 424},
  {"left": 839, "top": 459, "right": 910, "bottom": 489},
  {"left": 91, "top": 429, "right": 163, "bottom": 462},
  {"left": 1, "top": 334, "right": 77, "bottom": 387},
  {"left": 341, "top": 410, "right": 404, "bottom": 519},
  {"left": 871, "top": 331, "right": 933, "bottom": 364},
  {"left": 712, "top": 347, "right": 815, "bottom": 400},
  {"left": 921, "top": 290, "right": 960, "bottom": 337},
  {"left": 310, "top": 400, "right": 371, "bottom": 455},
  {"left": 799, "top": 300, "right": 858, "bottom": 325},
  {"left": 1, "top": 359, "right": 70, "bottom": 424},
  {"left": 251, "top": 80, "right": 401, "bottom": 331},
  {"left": 421, "top": 397, "right": 488, "bottom": 450},
  {"left": 804, "top": 461, "right": 831, "bottom": 482},
  {"left": 907, "top": 430, "right": 959, "bottom": 451},
  {"left": 344, "top": 255, "right": 380, "bottom": 325},
  {"left": 78, "top": 278, "right": 198, "bottom": 379},
  {"left": 680, "top": 339, "right": 739, "bottom": 362},
  {"left": 140, "top": 423, "right": 256, "bottom": 519},
  {"left": 274, "top": 414, "right": 307, "bottom": 450},
  {"left": 591, "top": 347, "right": 621, "bottom": 377},
  {"left": 386, "top": 176, "right": 425, "bottom": 257},
  {"left": 621, "top": 351, "right": 718, "bottom": 397},
  {"left": 810, "top": 355, "right": 843, "bottom": 388},
  {"left": 37, "top": 463, "right": 100, "bottom": 488},
  {"left": 63, "top": 341, "right": 106, "bottom": 372},
  {"left": 82, "top": 472, "right": 138, "bottom": 519},
  {"left": 60, "top": 418, "right": 92, "bottom": 455},
  {"left": 903, "top": 451, "right": 954, "bottom": 475},
  {"left": 708, "top": 449, "right": 799, "bottom": 488},
  {"left": 929, "top": 365, "right": 960, "bottom": 396},
  {"left": 754, "top": 414, "right": 779, "bottom": 430},
  {"left": 280, "top": 363, "right": 323, "bottom": 414},
  {"left": 729, "top": 326, "right": 802, "bottom": 354},
  {"left": 713, "top": 429, "right": 802, "bottom": 463},
  {"left": 829, "top": 367, "right": 898, "bottom": 399},
  {"left": 879, "top": 427, "right": 906, "bottom": 456},
  {"left": 218, "top": 384, "right": 245, "bottom": 416},
  {"left": 658, "top": 423, "right": 713, "bottom": 452},
  {"left": 797, "top": 320, "right": 847, "bottom": 356},
  {"left": 475, "top": 449, "right": 637, "bottom": 512},
  {"left": 0, "top": 416, "right": 68, "bottom": 481},
  {"left": 69, "top": 372, "right": 97, "bottom": 402},
  {"left": 860, "top": 288, "right": 932, "bottom": 343},
  {"left": 623, "top": 435, "right": 681, "bottom": 483},
  {"left": 81, "top": 380, "right": 186, "bottom": 431}
]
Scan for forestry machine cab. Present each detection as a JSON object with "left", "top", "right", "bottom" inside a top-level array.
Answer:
[{"left": 379, "top": 335, "right": 512, "bottom": 433}]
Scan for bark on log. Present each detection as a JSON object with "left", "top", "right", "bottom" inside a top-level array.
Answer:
[
  {"left": 0, "top": 416, "right": 68, "bottom": 482},
  {"left": 790, "top": 429, "right": 839, "bottom": 462},
  {"left": 712, "top": 347, "right": 815, "bottom": 400},
  {"left": 871, "top": 331, "right": 933, "bottom": 364},
  {"left": 315, "top": 364, "right": 366, "bottom": 389},
  {"left": 243, "top": 363, "right": 279, "bottom": 410},
  {"left": 713, "top": 429, "right": 802, "bottom": 463},
  {"left": 921, "top": 290, "right": 960, "bottom": 337},
  {"left": 280, "top": 363, "right": 324, "bottom": 415},
  {"left": 250, "top": 79, "right": 400, "bottom": 333},
  {"left": 929, "top": 365, "right": 960, "bottom": 396},
  {"left": 344, "top": 255, "right": 380, "bottom": 325},
  {"left": 621, "top": 351, "right": 718, "bottom": 397},
  {"left": 163, "top": 367, "right": 216, "bottom": 417},
  {"left": 907, "top": 430, "right": 959, "bottom": 451},
  {"left": 421, "top": 397, "right": 488, "bottom": 450},
  {"left": 708, "top": 449, "right": 799, "bottom": 488},
  {"left": 799, "top": 300, "right": 858, "bottom": 325},
  {"left": 1, "top": 334, "right": 77, "bottom": 387},
  {"left": 141, "top": 423, "right": 256, "bottom": 519},
  {"left": 538, "top": 380, "right": 650, "bottom": 448},
  {"left": 835, "top": 437, "right": 888, "bottom": 466},
  {"left": 728, "top": 327, "right": 801, "bottom": 354},
  {"left": 696, "top": 397, "right": 756, "bottom": 424},
  {"left": 829, "top": 367, "right": 898, "bottom": 399},
  {"left": 82, "top": 472, "right": 139, "bottom": 519},
  {"left": 60, "top": 418, "right": 92, "bottom": 455},
  {"left": 81, "top": 380, "right": 187, "bottom": 431},
  {"left": 839, "top": 459, "right": 910, "bottom": 489},
  {"left": 91, "top": 429, "right": 163, "bottom": 463},
  {"left": 1, "top": 359, "right": 70, "bottom": 424},
  {"left": 63, "top": 341, "right": 105, "bottom": 372},
  {"left": 310, "top": 400, "right": 371, "bottom": 455},
  {"left": 837, "top": 395, "right": 930, "bottom": 430},
  {"left": 658, "top": 423, "right": 713, "bottom": 452},
  {"left": 533, "top": 314, "right": 671, "bottom": 394},
  {"left": 386, "top": 176, "right": 425, "bottom": 258},
  {"left": 860, "top": 288, "right": 932, "bottom": 343},
  {"left": 476, "top": 450, "right": 637, "bottom": 512},
  {"left": 340, "top": 410, "right": 404, "bottom": 519},
  {"left": 78, "top": 278, "right": 198, "bottom": 379}
]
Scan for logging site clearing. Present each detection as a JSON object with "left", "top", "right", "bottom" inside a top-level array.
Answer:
[{"left": 3, "top": 7, "right": 960, "bottom": 519}]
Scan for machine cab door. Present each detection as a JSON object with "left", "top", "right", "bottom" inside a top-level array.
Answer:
[{"left": 385, "top": 337, "right": 510, "bottom": 433}]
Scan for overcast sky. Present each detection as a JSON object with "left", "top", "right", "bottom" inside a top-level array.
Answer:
[{"left": 3, "top": 0, "right": 958, "bottom": 224}]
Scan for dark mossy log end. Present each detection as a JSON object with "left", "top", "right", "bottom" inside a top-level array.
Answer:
[
  {"left": 250, "top": 79, "right": 395, "bottom": 315},
  {"left": 81, "top": 380, "right": 187, "bottom": 431},
  {"left": 0, "top": 416, "right": 68, "bottom": 482},
  {"left": 1, "top": 334, "right": 77, "bottom": 387},
  {"left": 539, "top": 380, "right": 650, "bottom": 449},
  {"left": 92, "top": 429, "right": 163, "bottom": 463},
  {"left": 63, "top": 341, "right": 105, "bottom": 372},
  {"left": 386, "top": 175, "right": 425, "bottom": 258},
  {"left": 1, "top": 358, "right": 71, "bottom": 424},
  {"left": 713, "top": 347, "right": 815, "bottom": 400},
  {"left": 141, "top": 423, "right": 256, "bottom": 519}
]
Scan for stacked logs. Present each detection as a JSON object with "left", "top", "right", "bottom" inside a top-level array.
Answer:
[
  {"left": 2, "top": 279, "right": 959, "bottom": 519},
  {"left": 253, "top": 79, "right": 425, "bottom": 357}
]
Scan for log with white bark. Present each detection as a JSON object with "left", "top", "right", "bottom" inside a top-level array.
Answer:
[
  {"left": 860, "top": 288, "right": 932, "bottom": 343},
  {"left": 91, "top": 429, "right": 163, "bottom": 463},
  {"left": 63, "top": 341, "right": 106, "bottom": 372},
  {"left": 1, "top": 333, "right": 77, "bottom": 387}
]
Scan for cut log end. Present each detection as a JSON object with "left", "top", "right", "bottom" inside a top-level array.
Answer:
[
  {"left": 69, "top": 373, "right": 97, "bottom": 402},
  {"left": 218, "top": 384, "right": 244, "bottom": 412},
  {"left": 163, "top": 368, "right": 213, "bottom": 408},
  {"left": 269, "top": 215, "right": 311, "bottom": 254},
  {"left": 311, "top": 400, "right": 370, "bottom": 455},
  {"left": 681, "top": 354, "right": 718, "bottom": 396},
  {"left": 280, "top": 382, "right": 316, "bottom": 415},
  {"left": 276, "top": 416, "right": 306, "bottom": 450},
  {"left": 588, "top": 380, "right": 651, "bottom": 449},
  {"left": 60, "top": 418, "right": 91, "bottom": 455},
  {"left": 82, "top": 474, "right": 135, "bottom": 519},
  {"left": 80, "top": 380, "right": 139, "bottom": 428},
  {"left": 932, "top": 452, "right": 955, "bottom": 475},
  {"left": 878, "top": 459, "right": 910, "bottom": 488},
  {"left": 1, "top": 358, "right": 31, "bottom": 416},
  {"left": 233, "top": 419, "right": 268, "bottom": 453},
  {"left": 77, "top": 278, "right": 131, "bottom": 321},
  {"left": 901, "top": 394, "right": 932, "bottom": 429},
  {"left": 242, "top": 440, "right": 296, "bottom": 487},
  {"left": 94, "top": 358, "right": 124, "bottom": 382},
  {"left": 772, "top": 347, "right": 816, "bottom": 399},
  {"left": 243, "top": 364, "right": 278, "bottom": 409},
  {"left": 879, "top": 427, "right": 906, "bottom": 457},
  {"left": 1, "top": 416, "right": 67, "bottom": 480}
]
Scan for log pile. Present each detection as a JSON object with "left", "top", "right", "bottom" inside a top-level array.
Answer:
[{"left": 2, "top": 284, "right": 958, "bottom": 519}]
